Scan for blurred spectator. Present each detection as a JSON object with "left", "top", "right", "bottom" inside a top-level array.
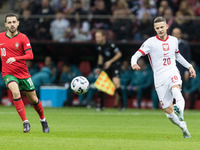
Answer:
[
  {"left": 18, "top": 9, "right": 36, "bottom": 38},
  {"left": 111, "top": 9, "right": 133, "bottom": 41},
  {"left": 8, "top": 0, "right": 16, "bottom": 12},
  {"left": 90, "top": 0, "right": 112, "bottom": 13},
  {"left": 169, "top": 11, "right": 184, "bottom": 34},
  {"left": 91, "top": 0, "right": 110, "bottom": 30},
  {"left": 172, "top": 27, "right": 191, "bottom": 79},
  {"left": 66, "top": 0, "right": 92, "bottom": 41},
  {"left": 50, "top": 11, "right": 70, "bottom": 42},
  {"left": 44, "top": 56, "right": 58, "bottom": 83},
  {"left": 177, "top": 0, "right": 194, "bottom": 16},
  {"left": 32, "top": 67, "right": 52, "bottom": 96},
  {"left": 126, "top": 0, "right": 140, "bottom": 15},
  {"left": 183, "top": 62, "right": 200, "bottom": 109},
  {"left": 164, "top": 8, "right": 174, "bottom": 32},
  {"left": 59, "top": 63, "right": 84, "bottom": 106},
  {"left": 134, "top": 12, "right": 154, "bottom": 41},
  {"left": 19, "top": 0, "right": 39, "bottom": 15},
  {"left": 36, "top": 0, "right": 55, "bottom": 40},
  {"left": 137, "top": 0, "right": 157, "bottom": 21},
  {"left": 181, "top": 12, "right": 199, "bottom": 41},
  {"left": 19, "top": 0, "right": 30, "bottom": 15},
  {"left": 52, "top": 0, "right": 73, "bottom": 15},
  {"left": 120, "top": 60, "right": 133, "bottom": 108},
  {"left": 111, "top": 0, "right": 131, "bottom": 14},
  {"left": 83, "top": 68, "right": 99, "bottom": 108},
  {"left": 151, "top": 88, "right": 159, "bottom": 109},
  {"left": 126, "top": 58, "right": 153, "bottom": 108},
  {"left": 196, "top": 1, "right": 200, "bottom": 16},
  {"left": 26, "top": 60, "right": 39, "bottom": 76},
  {"left": 157, "top": 0, "right": 171, "bottom": 16},
  {"left": 82, "top": 0, "right": 90, "bottom": 12},
  {"left": 0, "top": 73, "right": 7, "bottom": 103},
  {"left": 185, "top": 0, "right": 198, "bottom": 11},
  {"left": 70, "top": 0, "right": 88, "bottom": 25}
]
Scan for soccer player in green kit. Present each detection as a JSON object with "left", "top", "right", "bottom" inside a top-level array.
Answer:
[{"left": 0, "top": 13, "right": 49, "bottom": 133}]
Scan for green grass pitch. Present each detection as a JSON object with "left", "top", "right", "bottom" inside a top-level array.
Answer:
[{"left": 0, "top": 106, "right": 199, "bottom": 150}]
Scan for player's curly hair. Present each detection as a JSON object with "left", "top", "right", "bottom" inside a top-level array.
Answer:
[{"left": 5, "top": 13, "right": 19, "bottom": 22}]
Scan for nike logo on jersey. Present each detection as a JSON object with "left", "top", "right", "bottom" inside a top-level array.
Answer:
[
  {"left": 0, "top": 43, "right": 4, "bottom": 45},
  {"left": 164, "top": 53, "right": 169, "bottom": 56}
]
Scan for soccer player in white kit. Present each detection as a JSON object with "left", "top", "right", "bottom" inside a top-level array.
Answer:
[{"left": 131, "top": 17, "right": 196, "bottom": 138}]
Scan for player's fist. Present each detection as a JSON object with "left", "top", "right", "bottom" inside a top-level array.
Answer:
[
  {"left": 189, "top": 66, "right": 196, "bottom": 78},
  {"left": 132, "top": 64, "right": 141, "bottom": 70},
  {"left": 6, "top": 57, "right": 16, "bottom": 64}
]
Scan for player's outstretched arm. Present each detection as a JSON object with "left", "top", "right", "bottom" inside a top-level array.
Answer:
[
  {"left": 189, "top": 66, "right": 196, "bottom": 78},
  {"left": 131, "top": 51, "right": 143, "bottom": 71}
]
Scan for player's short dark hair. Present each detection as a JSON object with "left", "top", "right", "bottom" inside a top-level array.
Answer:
[
  {"left": 5, "top": 13, "right": 19, "bottom": 22},
  {"left": 154, "top": 16, "right": 166, "bottom": 24},
  {"left": 95, "top": 30, "right": 106, "bottom": 37}
]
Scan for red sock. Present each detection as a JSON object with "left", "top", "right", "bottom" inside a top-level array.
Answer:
[
  {"left": 13, "top": 98, "right": 27, "bottom": 121},
  {"left": 33, "top": 100, "right": 45, "bottom": 119}
]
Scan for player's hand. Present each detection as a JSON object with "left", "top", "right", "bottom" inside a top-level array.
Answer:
[
  {"left": 6, "top": 57, "right": 16, "bottom": 64},
  {"left": 104, "top": 61, "right": 112, "bottom": 70},
  {"left": 189, "top": 66, "right": 196, "bottom": 78},
  {"left": 95, "top": 68, "right": 101, "bottom": 75},
  {"left": 132, "top": 64, "right": 141, "bottom": 70}
]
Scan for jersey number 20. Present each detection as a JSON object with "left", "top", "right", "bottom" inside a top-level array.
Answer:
[{"left": 163, "top": 58, "right": 171, "bottom": 66}]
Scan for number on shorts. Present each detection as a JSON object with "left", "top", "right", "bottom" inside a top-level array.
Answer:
[
  {"left": 27, "top": 78, "right": 33, "bottom": 86},
  {"left": 171, "top": 75, "right": 178, "bottom": 83},
  {"left": 159, "top": 100, "right": 164, "bottom": 106}
]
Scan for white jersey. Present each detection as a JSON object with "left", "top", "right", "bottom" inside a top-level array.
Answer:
[{"left": 138, "top": 35, "right": 182, "bottom": 87}]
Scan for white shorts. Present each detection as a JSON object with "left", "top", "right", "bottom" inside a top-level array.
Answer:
[{"left": 155, "top": 72, "right": 182, "bottom": 109}]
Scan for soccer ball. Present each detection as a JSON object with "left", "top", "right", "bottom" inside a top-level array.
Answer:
[{"left": 71, "top": 76, "right": 89, "bottom": 95}]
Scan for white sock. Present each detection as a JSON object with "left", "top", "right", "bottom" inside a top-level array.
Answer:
[
  {"left": 171, "top": 87, "right": 185, "bottom": 115},
  {"left": 166, "top": 112, "right": 184, "bottom": 129},
  {"left": 23, "top": 120, "right": 29, "bottom": 123},
  {"left": 40, "top": 118, "right": 46, "bottom": 122}
]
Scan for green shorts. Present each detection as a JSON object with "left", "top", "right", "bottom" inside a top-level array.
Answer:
[{"left": 4, "top": 75, "right": 35, "bottom": 91}]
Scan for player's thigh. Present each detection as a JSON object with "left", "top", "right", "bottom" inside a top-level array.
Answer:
[
  {"left": 156, "top": 83, "right": 173, "bottom": 109},
  {"left": 8, "top": 82, "right": 21, "bottom": 98},
  {"left": 4, "top": 75, "right": 21, "bottom": 98},
  {"left": 164, "top": 104, "right": 174, "bottom": 114}
]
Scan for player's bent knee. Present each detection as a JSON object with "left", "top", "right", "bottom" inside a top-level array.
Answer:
[
  {"left": 11, "top": 91, "right": 21, "bottom": 99},
  {"left": 164, "top": 105, "right": 174, "bottom": 114},
  {"left": 30, "top": 97, "right": 39, "bottom": 104}
]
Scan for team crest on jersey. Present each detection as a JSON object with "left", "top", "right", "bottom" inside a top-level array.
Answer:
[
  {"left": 15, "top": 42, "right": 19, "bottom": 50},
  {"left": 162, "top": 43, "right": 169, "bottom": 51}
]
